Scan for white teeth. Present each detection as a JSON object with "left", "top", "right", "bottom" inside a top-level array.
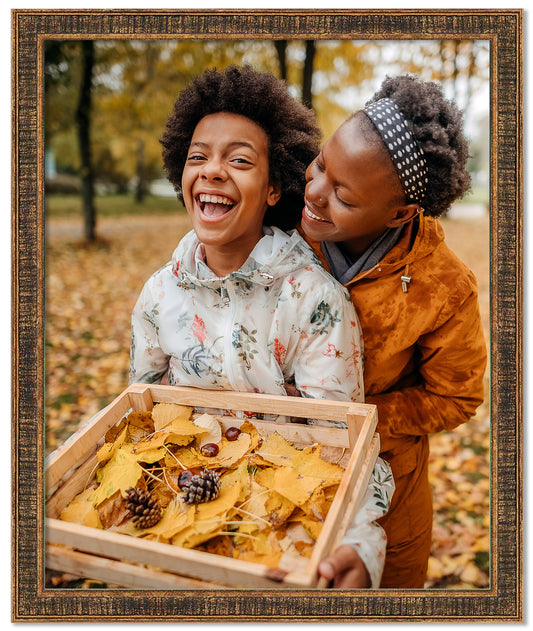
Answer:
[
  {"left": 305, "top": 205, "right": 328, "bottom": 222},
  {"left": 198, "top": 193, "right": 234, "bottom": 205}
]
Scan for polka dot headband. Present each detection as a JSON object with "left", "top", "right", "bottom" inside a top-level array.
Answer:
[{"left": 364, "top": 98, "right": 428, "bottom": 205}]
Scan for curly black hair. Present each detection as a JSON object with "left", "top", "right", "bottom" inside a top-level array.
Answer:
[
  {"left": 160, "top": 65, "right": 321, "bottom": 231},
  {"left": 361, "top": 74, "right": 471, "bottom": 217}
]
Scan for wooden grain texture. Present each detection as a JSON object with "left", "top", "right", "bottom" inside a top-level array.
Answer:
[{"left": 12, "top": 8, "right": 522, "bottom": 622}]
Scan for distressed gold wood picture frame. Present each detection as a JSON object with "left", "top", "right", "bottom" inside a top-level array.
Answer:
[{"left": 11, "top": 8, "right": 522, "bottom": 622}]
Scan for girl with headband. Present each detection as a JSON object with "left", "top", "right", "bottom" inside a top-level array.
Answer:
[{"left": 301, "top": 74, "right": 487, "bottom": 588}]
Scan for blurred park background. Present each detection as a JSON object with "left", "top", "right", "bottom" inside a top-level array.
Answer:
[{"left": 44, "top": 38, "right": 490, "bottom": 589}]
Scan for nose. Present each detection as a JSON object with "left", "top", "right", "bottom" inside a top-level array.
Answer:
[
  {"left": 305, "top": 175, "right": 327, "bottom": 208},
  {"left": 200, "top": 156, "right": 227, "bottom": 182}
]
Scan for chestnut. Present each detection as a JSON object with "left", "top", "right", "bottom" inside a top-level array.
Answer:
[
  {"left": 200, "top": 442, "right": 220, "bottom": 457},
  {"left": 225, "top": 427, "right": 241, "bottom": 441}
]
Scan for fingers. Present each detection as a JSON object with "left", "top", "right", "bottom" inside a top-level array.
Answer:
[
  {"left": 284, "top": 383, "right": 301, "bottom": 397},
  {"left": 318, "top": 545, "right": 371, "bottom": 588}
]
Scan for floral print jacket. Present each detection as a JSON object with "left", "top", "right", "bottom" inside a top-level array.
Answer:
[
  {"left": 130, "top": 226, "right": 363, "bottom": 401},
  {"left": 129, "top": 226, "right": 393, "bottom": 587}
]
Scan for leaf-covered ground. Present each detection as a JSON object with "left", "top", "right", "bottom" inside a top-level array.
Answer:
[{"left": 44, "top": 210, "right": 490, "bottom": 589}]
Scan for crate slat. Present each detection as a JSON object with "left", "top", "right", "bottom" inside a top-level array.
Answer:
[{"left": 46, "top": 544, "right": 223, "bottom": 589}]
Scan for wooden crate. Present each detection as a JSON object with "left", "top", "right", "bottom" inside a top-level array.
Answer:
[{"left": 46, "top": 383, "right": 379, "bottom": 589}]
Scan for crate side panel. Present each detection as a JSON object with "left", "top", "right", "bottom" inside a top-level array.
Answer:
[{"left": 45, "top": 518, "right": 311, "bottom": 589}]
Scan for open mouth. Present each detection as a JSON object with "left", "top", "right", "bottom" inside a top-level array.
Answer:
[
  {"left": 197, "top": 193, "right": 236, "bottom": 219},
  {"left": 304, "top": 205, "right": 330, "bottom": 223}
]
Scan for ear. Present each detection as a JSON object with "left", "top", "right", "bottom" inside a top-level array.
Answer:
[
  {"left": 266, "top": 183, "right": 282, "bottom": 207},
  {"left": 386, "top": 203, "right": 422, "bottom": 227}
]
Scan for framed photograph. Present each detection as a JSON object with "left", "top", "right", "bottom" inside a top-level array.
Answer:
[{"left": 12, "top": 8, "right": 522, "bottom": 622}]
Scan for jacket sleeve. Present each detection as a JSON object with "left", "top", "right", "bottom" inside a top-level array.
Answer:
[
  {"left": 340, "top": 457, "right": 395, "bottom": 588},
  {"left": 367, "top": 287, "right": 487, "bottom": 444},
  {"left": 292, "top": 282, "right": 365, "bottom": 403},
  {"left": 129, "top": 280, "right": 170, "bottom": 385}
]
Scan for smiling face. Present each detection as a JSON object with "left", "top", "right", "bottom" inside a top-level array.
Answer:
[
  {"left": 182, "top": 112, "right": 280, "bottom": 275},
  {"left": 301, "top": 113, "right": 417, "bottom": 260}
]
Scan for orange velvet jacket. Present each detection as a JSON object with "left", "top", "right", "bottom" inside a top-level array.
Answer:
[{"left": 304, "top": 214, "right": 487, "bottom": 481}]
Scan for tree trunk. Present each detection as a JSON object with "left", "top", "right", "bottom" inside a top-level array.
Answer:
[
  {"left": 302, "top": 40, "right": 316, "bottom": 109},
  {"left": 274, "top": 40, "right": 288, "bottom": 80},
  {"left": 76, "top": 40, "right": 96, "bottom": 242}
]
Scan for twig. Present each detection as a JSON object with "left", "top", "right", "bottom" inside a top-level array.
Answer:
[
  {"left": 232, "top": 505, "right": 270, "bottom": 526},
  {"left": 163, "top": 444, "right": 187, "bottom": 470},
  {"left": 139, "top": 464, "right": 165, "bottom": 485}
]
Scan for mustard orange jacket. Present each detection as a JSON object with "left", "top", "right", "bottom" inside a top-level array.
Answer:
[{"left": 305, "top": 214, "right": 487, "bottom": 479}]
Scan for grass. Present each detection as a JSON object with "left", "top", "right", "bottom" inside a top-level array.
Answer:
[{"left": 45, "top": 193, "right": 186, "bottom": 218}]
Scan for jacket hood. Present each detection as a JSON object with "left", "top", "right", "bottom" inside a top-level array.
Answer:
[{"left": 172, "top": 226, "right": 321, "bottom": 291}]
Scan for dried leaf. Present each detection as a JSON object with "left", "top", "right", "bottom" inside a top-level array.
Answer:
[
  {"left": 60, "top": 487, "right": 102, "bottom": 529},
  {"left": 193, "top": 413, "right": 222, "bottom": 447},
  {"left": 97, "top": 489, "right": 130, "bottom": 529},
  {"left": 152, "top": 403, "right": 194, "bottom": 431},
  {"left": 91, "top": 447, "right": 144, "bottom": 505}
]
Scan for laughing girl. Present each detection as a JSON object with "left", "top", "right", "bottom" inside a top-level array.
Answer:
[{"left": 129, "top": 65, "right": 394, "bottom": 588}]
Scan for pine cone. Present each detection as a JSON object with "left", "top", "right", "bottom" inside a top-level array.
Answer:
[
  {"left": 183, "top": 469, "right": 221, "bottom": 504},
  {"left": 125, "top": 487, "right": 162, "bottom": 529}
]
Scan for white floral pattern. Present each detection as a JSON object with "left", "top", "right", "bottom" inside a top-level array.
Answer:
[{"left": 130, "top": 227, "right": 364, "bottom": 401}]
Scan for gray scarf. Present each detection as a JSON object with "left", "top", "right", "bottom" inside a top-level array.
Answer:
[{"left": 322, "top": 226, "right": 404, "bottom": 285}]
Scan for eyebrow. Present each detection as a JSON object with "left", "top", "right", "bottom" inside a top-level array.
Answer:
[{"left": 189, "top": 140, "right": 258, "bottom": 155}]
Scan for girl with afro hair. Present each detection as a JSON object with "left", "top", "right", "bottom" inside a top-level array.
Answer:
[
  {"left": 130, "top": 65, "right": 395, "bottom": 589},
  {"left": 302, "top": 74, "right": 487, "bottom": 588}
]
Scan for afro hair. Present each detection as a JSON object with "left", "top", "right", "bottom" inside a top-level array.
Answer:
[
  {"left": 160, "top": 65, "right": 321, "bottom": 231},
  {"left": 364, "top": 74, "right": 472, "bottom": 217}
]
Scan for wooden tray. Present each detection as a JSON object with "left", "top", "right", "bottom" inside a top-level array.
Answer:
[{"left": 46, "top": 383, "right": 379, "bottom": 589}]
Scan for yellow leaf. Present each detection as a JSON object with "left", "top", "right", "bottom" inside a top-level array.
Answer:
[
  {"left": 239, "top": 420, "right": 262, "bottom": 450},
  {"left": 216, "top": 433, "right": 252, "bottom": 467},
  {"left": 125, "top": 497, "right": 195, "bottom": 542},
  {"left": 133, "top": 446, "right": 167, "bottom": 464},
  {"left": 272, "top": 467, "right": 320, "bottom": 506},
  {"left": 291, "top": 514, "right": 323, "bottom": 541},
  {"left": 301, "top": 486, "right": 330, "bottom": 521},
  {"left": 60, "top": 487, "right": 102, "bottom": 529},
  {"left": 132, "top": 418, "right": 207, "bottom": 454},
  {"left": 91, "top": 447, "right": 144, "bottom": 506},
  {"left": 152, "top": 403, "right": 194, "bottom": 431},
  {"left": 107, "top": 411, "right": 154, "bottom": 444},
  {"left": 290, "top": 448, "right": 344, "bottom": 486},
  {"left": 97, "top": 424, "right": 129, "bottom": 463},
  {"left": 255, "top": 432, "right": 301, "bottom": 467}
]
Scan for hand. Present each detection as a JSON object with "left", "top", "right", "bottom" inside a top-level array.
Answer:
[
  {"left": 284, "top": 382, "right": 301, "bottom": 397},
  {"left": 318, "top": 545, "right": 371, "bottom": 588}
]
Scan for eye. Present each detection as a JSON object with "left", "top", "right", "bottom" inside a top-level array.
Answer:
[
  {"left": 335, "top": 191, "right": 355, "bottom": 208},
  {"left": 186, "top": 154, "right": 206, "bottom": 162},
  {"left": 230, "top": 156, "right": 253, "bottom": 166}
]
